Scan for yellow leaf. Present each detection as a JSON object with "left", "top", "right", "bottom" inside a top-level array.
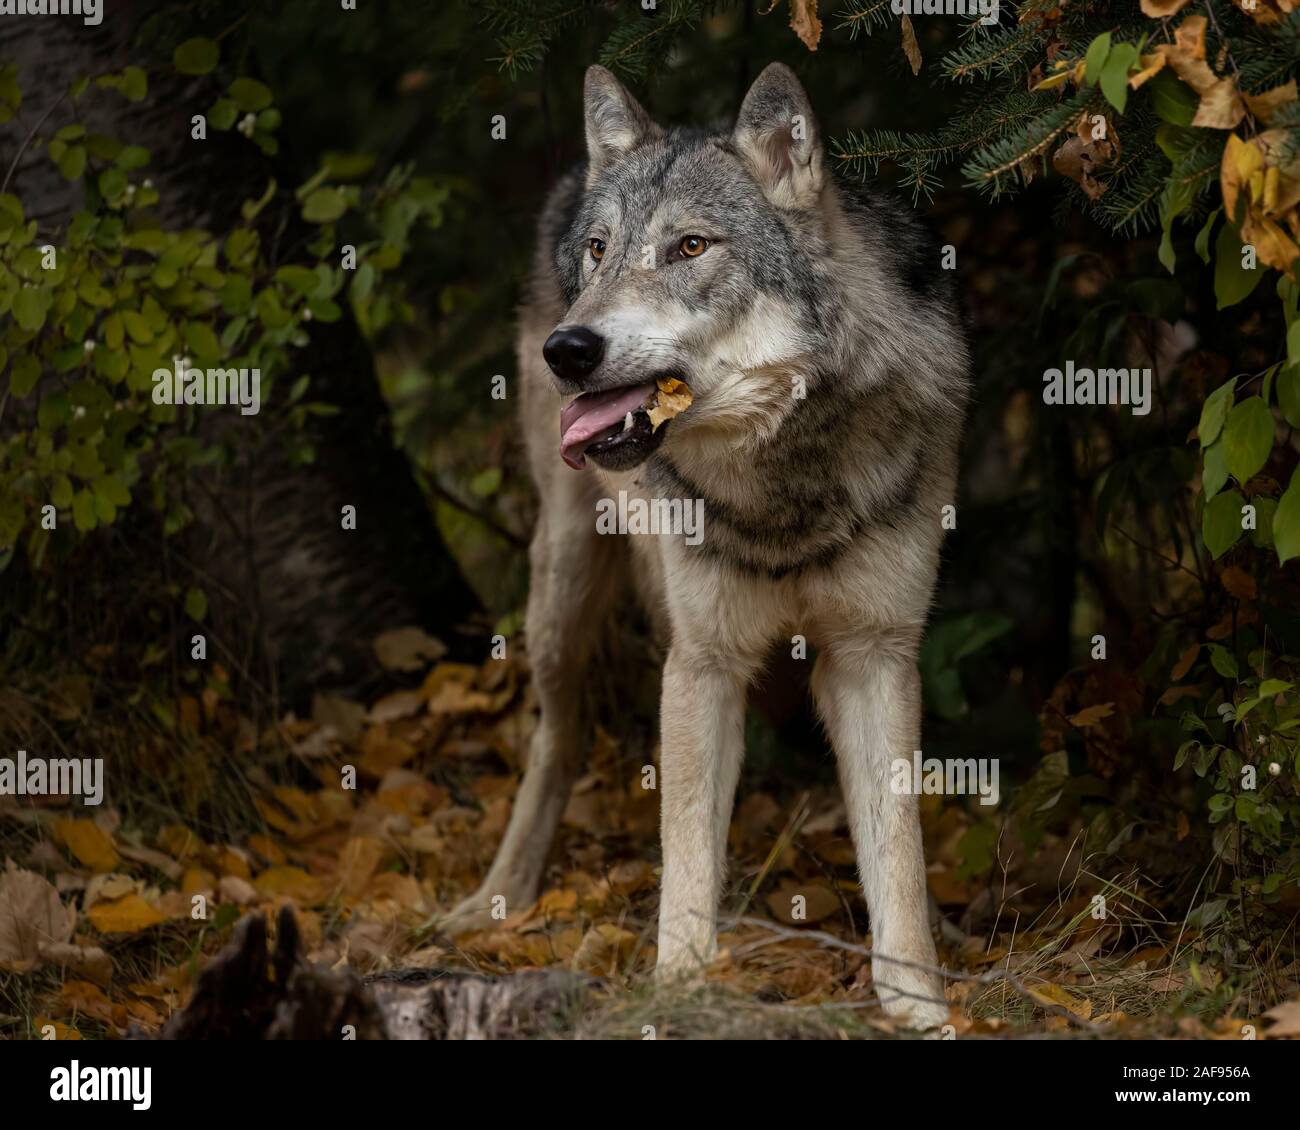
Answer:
[
  {"left": 86, "top": 893, "right": 167, "bottom": 935},
  {"left": 156, "top": 824, "right": 202, "bottom": 861},
  {"left": 647, "top": 377, "right": 693, "bottom": 432},
  {"left": 1241, "top": 211, "right": 1300, "bottom": 274},
  {"left": 52, "top": 819, "right": 120, "bottom": 873},
  {"left": 1222, "top": 133, "right": 1263, "bottom": 223},
  {"left": 1028, "top": 982, "right": 1094, "bottom": 1019},
  {"left": 181, "top": 867, "right": 215, "bottom": 895},
  {"left": 253, "top": 865, "right": 326, "bottom": 905},
  {"left": 34, "top": 1017, "right": 82, "bottom": 1040}
]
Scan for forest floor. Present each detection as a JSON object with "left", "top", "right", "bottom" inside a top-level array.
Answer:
[{"left": 1, "top": 628, "right": 1298, "bottom": 1040}]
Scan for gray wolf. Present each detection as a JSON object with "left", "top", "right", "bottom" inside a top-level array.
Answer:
[{"left": 450, "top": 62, "right": 969, "bottom": 1029}]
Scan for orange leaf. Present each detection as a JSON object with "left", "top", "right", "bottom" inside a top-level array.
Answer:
[
  {"left": 1068, "top": 702, "right": 1115, "bottom": 728},
  {"left": 1171, "top": 644, "right": 1200, "bottom": 681}
]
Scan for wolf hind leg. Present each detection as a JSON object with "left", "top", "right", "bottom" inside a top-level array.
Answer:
[{"left": 445, "top": 473, "right": 623, "bottom": 934}]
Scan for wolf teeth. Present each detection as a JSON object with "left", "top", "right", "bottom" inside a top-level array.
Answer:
[{"left": 622, "top": 411, "right": 634, "bottom": 433}]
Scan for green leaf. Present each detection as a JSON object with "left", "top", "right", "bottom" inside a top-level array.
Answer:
[
  {"left": 185, "top": 321, "right": 221, "bottom": 360},
  {"left": 1276, "top": 470, "right": 1300, "bottom": 565},
  {"left": 121, "top": 310, "right": 153, "bottom": 344},
  {"left": 1215, "top": 222, "right": 1266, "bottom": 310},
  {"left": 12, "top": 286, "right": 51, "bottom": 332},
  {"left": 120, "top": 66, "right": 147, "bottom": 102},
  {"left": 1199, "top": 377, "right": 1236, "bottom": 447},
  {"left": 51, "top": 475, "right": 73, "bottom": 509},
  {"left": 115, "top": 145, "right": 150, "bottom": 170},
  {"left": 1084, "top": 33, "right": 1111, "bottom": 85},
  {"left": 1207, "top": 644, "right": 1239, "bottom": 680},
  {"left": 95, "top": 474, "right": 130, "bottom": 507},
  {"left": 1099, "top": 44, "right": 1137, "bottom": 114},
  {"left": 1194, "top": 208, "right": 1220, "bottom": 263},
  {"left": 302, "top": 187, "right": 347, "bottom": 224},
  {"left": 184, "top": 586, "right": 208, "bottom": 621},
  {"left": 10, "top": 355, "right": 39, "bottom": 396},
  {"left": 56, "top": 144, "right": 86, "bottom": 180},
  {"left": 173, "top": 37, "right": 219, "bottom": 76},
  {"left": 1221, "top": 397, "right": 1274, "bottom": 484},
  {"left": 97, "top": 167, "right": 127, "bottom": 200},
  {"left": 1249, "top": 496, "right": 1277, "bottom": 548},
  {"left": 71, "top": 489, "right": 96, "bottom": 532},
  {"left": 1202, "top": 440, "right": 1229, "bottom": 498},
  {"left": 1279, "top": 365, "right": 1300, "bottom": 428},
  {"left": 1203, "top": 488, "right": 1245, "bottom": 559},
  {"left": 209, "top": 98, "right": 238, "bottom": 131},
  {"left": 1149, "top": 70, "right": 1197, "bottom": 126},
  {"left": 228, "top": 77, "right": 272, "bottom": 112},
  {"left": 1258, "top": 679, "right": 1292, "bottom": 697},
  {"left": 470, "top": 467, "right": 502, "bottom": 497}
]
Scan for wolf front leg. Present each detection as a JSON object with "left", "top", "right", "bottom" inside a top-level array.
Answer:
[
  {"left": 812, "top": 633, "right": 949, "bottom": 1029},
  {"left": 654, "top": 645, "right": 752, "bottom": 977}
]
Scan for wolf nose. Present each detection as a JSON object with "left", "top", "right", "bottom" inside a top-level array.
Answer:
[{"left": 543, "top": 326, "right": 605, "bottom": 382}]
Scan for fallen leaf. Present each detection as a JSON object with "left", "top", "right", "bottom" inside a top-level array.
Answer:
[
  {"left": 373, "top": 626, "right": 447, "bottom": 672},
  {"left": 52, "top": 819, "right": 120, "bottom": 873},
  {"left": 1140, "top": 0, "right": 1190, "bottom": 14},
  {"left": 85, "top": 893, "right": 167, "bottom": 935},
  {"left": 1262, "top": 995, "right": 1300, "bottom": 1037},
  {"left": 37, "top": 941, "right": 112, "bottom": 984},
  {"left": 1028, "top": 982, "right": 1093, "bottom": 1019},
  {"left": 765, "top": 882, "right": 840, "bottom": 925},
  {"left": 0, "top": 861, "right": 75, "bottom": 963},
  {"left": 218, "top": 875, "right": 258, "bottom": 905},
  {"left": 253, "top": 865, "right": 326, "bottom": 906}
]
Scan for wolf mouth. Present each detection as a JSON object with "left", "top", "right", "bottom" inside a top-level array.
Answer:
[{"left": 559, "top": 381, "right": 661, "bottom": 470}]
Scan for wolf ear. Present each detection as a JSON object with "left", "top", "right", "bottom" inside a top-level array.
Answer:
[
  {"left": 732, "top": 63, "right": 824, "bottom": 210},
  {"left": 584, "top": 65, "right": 663, "bottom": 186}
]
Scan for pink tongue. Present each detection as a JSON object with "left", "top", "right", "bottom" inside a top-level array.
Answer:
[{"left": 559, "top": 383, "right": 655, "bottom": 469}]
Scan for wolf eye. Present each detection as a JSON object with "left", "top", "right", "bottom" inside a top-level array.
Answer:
[
  {"left": 678, "top": 235, "right": 709, "bottom": 258},
  {"left": 589, "top": 239, "right": 606, "bottom": 262}
]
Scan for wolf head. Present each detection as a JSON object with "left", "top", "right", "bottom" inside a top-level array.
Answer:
[{"left": 549, "top": 63, "right": 836, "bottom": 472}]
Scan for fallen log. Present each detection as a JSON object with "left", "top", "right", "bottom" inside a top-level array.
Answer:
[{"left": 154, "top": 907, "right": 597, "bottom": 1040}]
